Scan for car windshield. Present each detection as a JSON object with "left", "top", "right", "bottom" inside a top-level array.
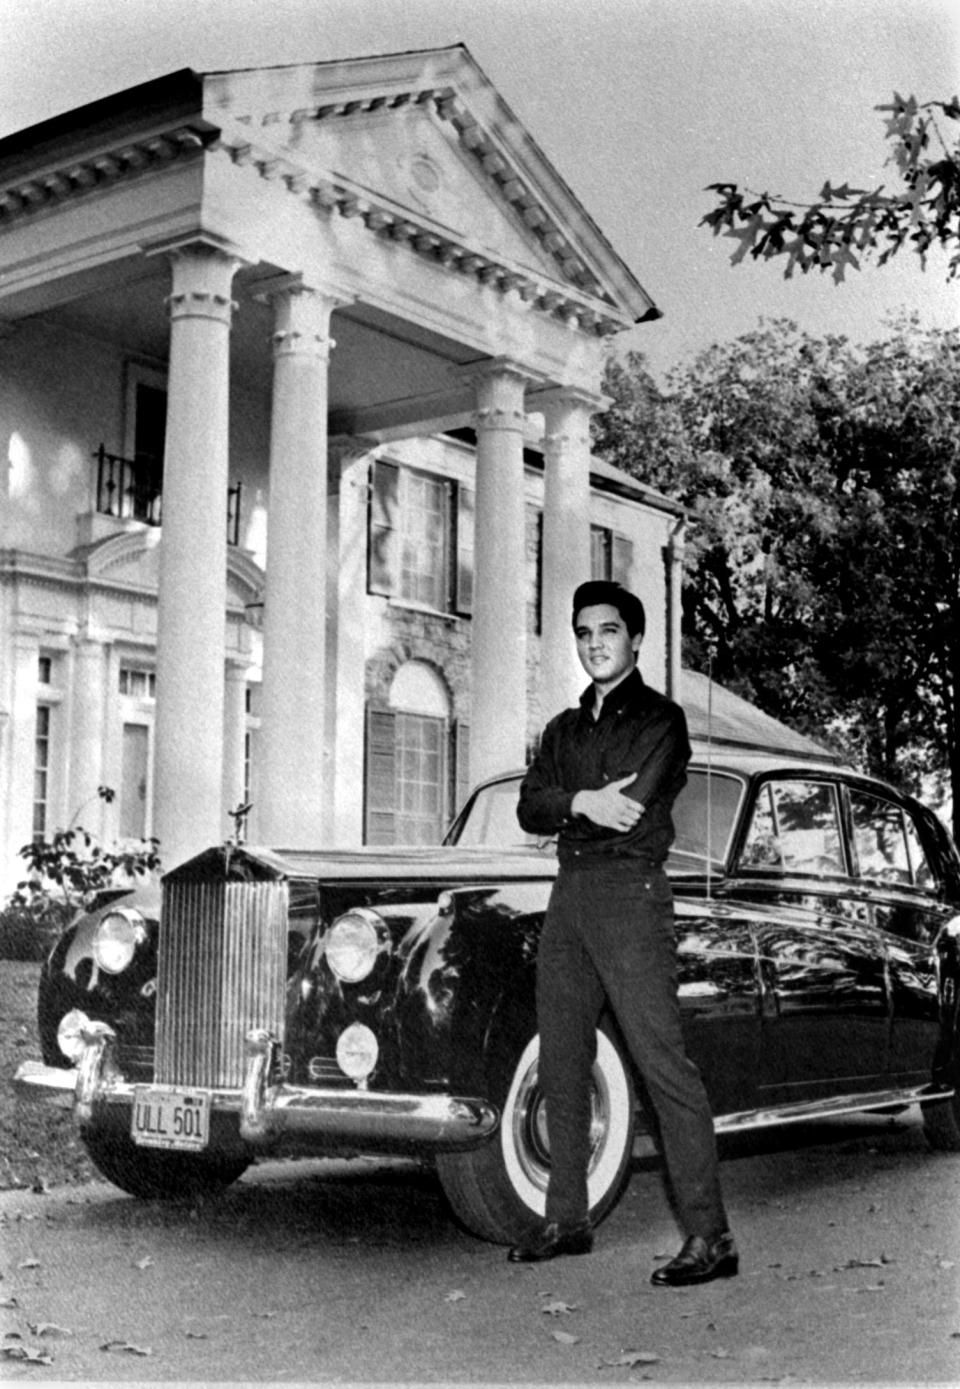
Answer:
[{"left": 448, "top": 768, "right": 744, "bottom": 872}]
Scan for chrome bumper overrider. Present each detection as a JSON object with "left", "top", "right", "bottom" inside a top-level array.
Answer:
[{"left": 14, "top": 1024, "right": 499, "bottom": 1151}]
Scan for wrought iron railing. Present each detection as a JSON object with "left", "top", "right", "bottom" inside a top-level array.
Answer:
[{"left": 93, "top": 444, "right": 242, "bottom": 546}]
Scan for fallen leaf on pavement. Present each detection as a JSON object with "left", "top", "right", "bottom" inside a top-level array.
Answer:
[
  {"left": 28, "top": 1323, "right": 73, "bottom": 1338},
  {"left": 100, "top": 1340, "right": 153, "bottom": 1356},
  {"left": 444, "top": 1290, "right": 466, "bottom": 1303},
  {"left": 17, "top": 1259, "right": 40, "bottom": 1270},
  {"left": 551, "top": 1329, "right": 580, "bottom": 1346},
  {"left": 1, "top": 1344, "right": 53, "bottom": 1364},
  {"left": 134, "top": 1256, "right": 154, "bottom": 1270},
  {"left": 598, "top": 1349, "right": 660, "bottom": 1368},
  {"left": 541, "top": 1299, "right": 579, "bottom": 1316},
  {"left": 0, "top": 1297, "right": 19, "bottom": 1310}
]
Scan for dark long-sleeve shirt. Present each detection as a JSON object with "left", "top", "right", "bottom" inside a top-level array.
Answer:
[{"left": 518, "top": 668, "right": 690, "bottom": 868}]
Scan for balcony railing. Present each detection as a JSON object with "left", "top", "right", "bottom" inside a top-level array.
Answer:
[{"left": 94, "top": 444, "right": 242, "bottom": 546}]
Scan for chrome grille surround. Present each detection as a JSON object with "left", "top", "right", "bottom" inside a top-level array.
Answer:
[{"left": 156, "top": 874, "right": 288, "bottom": 1089}]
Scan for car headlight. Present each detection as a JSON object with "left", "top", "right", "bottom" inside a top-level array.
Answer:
[
  {"left": 324, "top": 908, "right": 387, "bottom": 983},
  {"left": 57, "top": 1009, "right": 90, "bottom": 1062},
  {"left": 93, "top": 907, "right": 147, "bottom": 974},
  {"left": 336, "top": 1023, "right": 379, "bottom": 1082}
]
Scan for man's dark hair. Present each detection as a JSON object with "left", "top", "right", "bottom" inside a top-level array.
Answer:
[{"left": 571, "top": 580, "right": 646, "bottom": 638}]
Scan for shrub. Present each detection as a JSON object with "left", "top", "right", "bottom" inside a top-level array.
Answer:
[
  {"left": 0, "top": 899, "right": 74, "bottom": 963},
  {"left": 2, "top": 814, "right": 161, "bottom": 962}
]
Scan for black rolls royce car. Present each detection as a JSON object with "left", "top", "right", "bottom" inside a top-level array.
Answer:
[{"left": 15, "top": 748, "right": 960, "bottom": 1243}]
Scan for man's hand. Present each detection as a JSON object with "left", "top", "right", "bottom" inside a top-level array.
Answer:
[{"left": 571, "top": 775, "right": 644, "bottom": 832}]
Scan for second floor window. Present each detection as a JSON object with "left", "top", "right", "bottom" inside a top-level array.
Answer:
[
  {"left": 591, "top": 525, "right": 634, "bottom": 585},
  {"left": 367, "top": 460, "right": 473, "bottom": 614}
]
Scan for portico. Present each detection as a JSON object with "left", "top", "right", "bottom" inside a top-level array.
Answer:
[{"left": 0, "top": 47, "right": 660, "bottom": 872}]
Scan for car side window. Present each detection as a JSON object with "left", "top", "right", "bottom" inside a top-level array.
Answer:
[
  {"left": 738, "top": 780, "right": 845, "bottom": 874},
  {"left": 850, "top": 789, "right": 931, "bottom": 888}
]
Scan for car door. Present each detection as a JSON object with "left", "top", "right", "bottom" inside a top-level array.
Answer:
[
  {"left": 847, "top": 786, "right": 943, "bottom": 1085},
  {"left": 725, "top": 775, "right": 890, "bottom": 1101}
]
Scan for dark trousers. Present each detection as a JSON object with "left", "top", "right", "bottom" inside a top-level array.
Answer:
[{"left": 536, "top": 862, "right": 728, "bottom": 1239}]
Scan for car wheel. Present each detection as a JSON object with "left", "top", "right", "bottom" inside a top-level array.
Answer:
[
  {"left": 436, "top": 1024, "right": 635, "bottom": 1244},
  {"left": 922, "top": 1088, "right": 960, "bottom": 1151},
  {"left": 82, "top": 1129, "right": 250, "bottom": 1199}
]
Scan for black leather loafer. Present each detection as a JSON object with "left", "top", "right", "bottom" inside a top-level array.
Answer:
[
  {"left": 650, "top": 1231, "right": 739, "bottom": 1286},
  {"left": 507, "top": 1219, "right": 593, "bottom": 1263}
]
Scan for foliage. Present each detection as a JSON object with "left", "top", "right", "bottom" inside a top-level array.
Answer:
[
  {"left": 3, "top": 790, "right": 161, "bottom": 960},
  {"left": 12, "top": 827, "right": 161, "bottom": 914},
  {"left": 595, "top": 321, "right": 960, "bottom": 841},
  {"left": 702, "top": 95, "right": 960, "bottom": 280}
]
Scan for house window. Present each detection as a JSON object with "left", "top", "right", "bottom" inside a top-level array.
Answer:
[
  {"left": 118, "top": 668, "right": 156, "bottom": 700},
  {"left": 120, "top": 363, "right": 167, "bottom": 524},
  {"left": 32, "top": 653, "right": 60, "bottom": 841},
  {"left": 591, "top": 525, "right": 634, "bottom": 585},
  {"left": 364, "top": 662, "right": 469, "bottom": 845},
  {"left": 118, "top": 664, "right": 155, "bottom": 841},
  {"left": 33, "top": 704, "right": 51, "bottom": 840},
  {"left": 367, "top": 460, "right": 473, "bottom": 614}
]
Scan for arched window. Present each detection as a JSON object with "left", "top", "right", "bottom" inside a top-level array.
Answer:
[{"left": 364, "top": 662, "right": 469, "bottom": 845}]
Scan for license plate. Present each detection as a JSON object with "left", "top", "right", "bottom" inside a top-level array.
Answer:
[{"left": 132, "top": 1087, "right": 210, "bottom": 1151}]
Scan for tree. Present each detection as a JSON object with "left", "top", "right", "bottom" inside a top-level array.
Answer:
[
  {"left": 701, "top": 95, "right": 960, "bottom": 281},
  {"left": 595, "top": 321, "right": 960, "bottom": 841}
]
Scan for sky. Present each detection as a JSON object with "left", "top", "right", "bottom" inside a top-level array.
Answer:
[{"left": 0, "top": 0, "right": 956, "bottom": 380}]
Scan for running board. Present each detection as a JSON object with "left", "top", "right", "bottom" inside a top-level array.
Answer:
[
  {"left": 713, "top": 1083, "right": 951, "bottom": 1135},
  {"left": 633, "top": 1083, "right": 951, "bottom": 1152}
]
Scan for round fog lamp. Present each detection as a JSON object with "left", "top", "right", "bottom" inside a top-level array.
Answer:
[
  {"left": 93, "top": 907, "right": 146, "bottom": 974},
  {"left": 325, "top": 909, "right": 383, "bottom": 983},
  {"left": 335, "top": 1023, "right": 379, "bottom": 1082},
  {"left": 57, "top": 1008, "right": 91, "bottom": 1062}
]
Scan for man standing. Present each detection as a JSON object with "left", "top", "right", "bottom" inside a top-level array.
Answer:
[{"left": 510, "top": 580, "right": 737, "bottom": 1287}]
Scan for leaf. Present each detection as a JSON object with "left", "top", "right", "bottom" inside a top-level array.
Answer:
[
  {"left": 444, "top": 1289, "right": 466, "bottom": 1303},
  {"left": 28, "top": 1322, "right": 73, "bottom": 1339},
  {"left": 100, "top": 1339, "right": 153, "bottom": 1356},
  {"left": 1, "top": 1344, "right": 53, "bottom": 1364},
  {"left": 550, "top": 1329, "right": 580, "bottom": 1346},
  {"left": 0, "top": 1297, "right": 19, "bottom": 1309},
  {"left": 598, "top": 1349, "right": 661, "bottom": 1367},
  {"left": 134, "top": 1256, "right": 154, "bottom": 1270},
  {"left": 541, "top": 1298, "right": 579, "bottom": 1316},
  {"left": 17, "top": 1259, "right": 40, "bottom": 1270}
]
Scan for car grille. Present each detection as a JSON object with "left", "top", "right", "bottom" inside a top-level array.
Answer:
[{"left": 155, "top": 870, "right": 289, "bottom": 1089}]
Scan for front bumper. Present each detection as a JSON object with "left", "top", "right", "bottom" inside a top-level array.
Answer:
[{"left": 14, "top": 1024, "right": 499, "bottom": 1153}]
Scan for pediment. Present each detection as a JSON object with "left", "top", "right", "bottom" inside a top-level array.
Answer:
[
  {"left": 203, "top": 48, "right": 657, "bottom": 323},
  {"left": 284, "top": 104, "right": 569, "bottom": 287},
  {"left": 82, "top": 529, "right": 264, "bottom": 610}
]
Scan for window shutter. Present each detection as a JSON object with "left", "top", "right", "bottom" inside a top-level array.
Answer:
[
  {"left": 453, "top": 482, "right": 474, "bottom": 614},
  {"left": 590, "top": 525, "right": 609, "bottom": 580},
  {"left": 451, "top": 719, "right": 471, "bottom": 820},
  {"left": 364, "top": 708, "right": 397, "bottom": 844},
  {"left": 612, "top": 533, "right": 634, "bottom": 586},
  {"left": 367, "top": 461, "right": 399, "bottom": 596}
]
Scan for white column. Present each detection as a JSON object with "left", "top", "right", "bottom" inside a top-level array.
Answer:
[
  {"left": 535, "top": 386, "right": 606, "bottom": 721},
  {"left": 153, "top": 242, "right": 241, "bottom": 870},
  {"left": 258, "top": 281, "right": 341, "bottom": 846},
  {"left": 68, "top": 637, "right": 108, "bottom": 839},
  {"left": 329, "top": 436, "right": 379, "bottom": 845},
  {"left": 222, "top": 660, "right": 249, "bottom": 838},
  {"left": 469, "top": 359, "right": 534, "bottom": 784}
]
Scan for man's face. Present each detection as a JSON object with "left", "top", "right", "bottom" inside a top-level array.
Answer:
[{"left": 573, "top": 603, "right": 641, "bottom": 690}]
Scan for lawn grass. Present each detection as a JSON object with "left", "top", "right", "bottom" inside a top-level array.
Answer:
[{"left": 0, "top": 961, "right": 96, "bottom": 1190}]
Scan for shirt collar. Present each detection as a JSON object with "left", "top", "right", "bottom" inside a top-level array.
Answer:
[{"left": 579, "top": 665, "right": 645, "bottom": 720}]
